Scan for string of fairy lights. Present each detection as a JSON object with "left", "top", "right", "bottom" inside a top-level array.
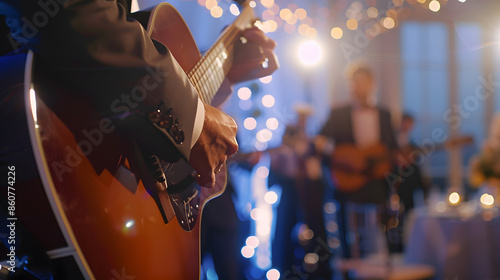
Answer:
[{"left": 196, "top": 0, "right": 462, "bottom": 41}]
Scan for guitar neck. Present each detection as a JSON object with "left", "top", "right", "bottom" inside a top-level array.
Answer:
[{"left": 187, "top": 1, "right": 255, "bottom": 104}]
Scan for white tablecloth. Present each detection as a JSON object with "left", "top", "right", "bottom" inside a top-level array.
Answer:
[{"left": 405, "top": 208, "right": 500, "bottom": 280}]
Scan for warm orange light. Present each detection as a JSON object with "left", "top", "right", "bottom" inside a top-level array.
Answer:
[
  {"left": 382, "top": 17, "right": 395, "bottom": 29},
  {"left": 429, "top": 0, "right": 441, "bottom": 12},
  {"left": 346, "top": 18, "right": 358, "bottom": 30},
  {"left": 210, "top": 6, "right": 223, "bottom": 18},
  {"left": 331, "top": 27, "right": 343, "bottom": 39}
]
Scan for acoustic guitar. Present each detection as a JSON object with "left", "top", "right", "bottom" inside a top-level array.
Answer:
[
  {"left": 330, "top": 136, "right": 474, "bottom": 193},
  {"left": 331, "top": 143, "right": 393, "bottom": 193},
  {"left": 24, "top": 2, "right": 270, "bottom": 279}
]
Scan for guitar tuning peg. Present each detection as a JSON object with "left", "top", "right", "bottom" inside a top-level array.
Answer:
[
  {"left": 148, "top": 110, "right": 162, "bottom": 122},
  {"left": 158, "top": 114, "right": 173, "bottom": 129}
]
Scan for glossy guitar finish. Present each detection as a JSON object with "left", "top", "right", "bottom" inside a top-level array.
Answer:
[{"left": 26, "top": 2, "right": 254, "bottom": 279}]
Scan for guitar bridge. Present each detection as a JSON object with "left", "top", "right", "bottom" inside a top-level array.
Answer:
[{"left": 148, "top": 154, "right": 200, "bottom": 231}]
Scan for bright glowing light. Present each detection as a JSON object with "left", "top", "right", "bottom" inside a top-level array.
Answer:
[
  {"left": 382, "top": 17, "right": 395, "bottom": 29},
  {"left": 230, "top": 4, "right": 240, "bottom": 16},
  {"left": 297, "top": 40, "right": 322, "bottom": 66},
  {"left": 249, "top": 1, "right": 256, "bottom": 8},
  {"left": 448, "top": 192, "right": 460, "bottom": 204},
  {"left": 241, "top": 246, "right": 255, "bottom": 258},
  {"left": 417, "top": 0, "right": 426, "bottom": 3},
  {"left": 480, "top": 193, "right": 495, "bottom": 207},
  {"left": 259, "top": 75, "right": 273, "bottom": 84},
  {"left": 29, "top": 89, "right": 38, "bottom": 124},
  {"left": 125, "top": 220, "right": 134, "bottom": 228},
  {"left": 246, "top": 236, "right": 260, "bottom": 248},
  {"left": 257, "top": 224, "right": 271, "bottom": 235},
  {"left": 262, "top": 95, "right": 275, "bottom": 108},
  {"left": 266, "top": 118, "right": 279, "bottom": 130},
  {"left": 256, "top": 166, "right": 270, "bottom": 178},
  {"left": 429, "top": 0, "right": 441, "bottom": 12},
  {"left": 210, "top": 6, "right": 223, "bottom": 18},
  {"left": 244, "top": 117, "right": 257, "bottom": 130},
  {"left": 266, "top": 269, "right": 280, "bottom": 280},
  {"left": 237, "top": 87, "right": 252, "bottom": 100},
  {"left": 331, "top": 27, "right": 343, "bottom": 39},
  {"left": 256, "top": 129, "right": 273, "bottom": 142},
  {"left": 346, "top": 18, "right": 358, "bottom": 30},
  {"left": 295, "top": 8, "right": 307, "bottom": 20},
  {"left": 458, "top": 0, "right": 466, "bottom": 2},
  {"left": 264, "top": 191, "right": 278, "bottom": 204}
]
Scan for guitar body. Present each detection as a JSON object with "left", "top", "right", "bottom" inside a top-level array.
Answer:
[
  {"left": 26, "top": 4, "right": 232, "bottom": 279},
  {"left": 331, "top": 143, "right": 392, "bottom": 193}
]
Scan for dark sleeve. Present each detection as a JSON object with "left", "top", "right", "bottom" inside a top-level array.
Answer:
[
  {"left": 10, "top": 0, "right": 200, "bottom": 159},
  {"left": 380, "top": 109, "right": 399, "bottom": 150}
]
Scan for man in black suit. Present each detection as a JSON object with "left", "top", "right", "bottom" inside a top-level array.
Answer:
[{"left": 318, "top": 62, "right": 398, "bottom": 258}]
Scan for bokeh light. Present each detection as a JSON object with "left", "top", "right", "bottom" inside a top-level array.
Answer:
[
  {"left": 266, "top": 118, "right": 279, "bottom": 130},
  {"left": 237, "top": 87, "right": 252, "bottom": 100},
  {"left": 429, "top": 0, "right": 441, "bottom": 12},
  {"left": 264, "top": 191, "right": 278, "bottom": 204},
  {"left": 244, "top": 117, "right": 257, "bottom": 130},
  {"left": 262, "top": 95, "right": 276, "bottom": 108},
  {"left": 266, "top": 269, "right": 280, "bottom": 280}
]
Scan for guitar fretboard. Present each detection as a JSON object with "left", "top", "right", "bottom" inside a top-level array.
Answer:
[
  {"left": 187, "top": 43, "right": 233, "bottom": 104},
  {"left": 187, "top": 2, "right": 254, "bottom": 104}
]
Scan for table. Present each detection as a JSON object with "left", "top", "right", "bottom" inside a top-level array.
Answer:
[{"left": 405, "top": 207, "right": 500, "bottom": 280}]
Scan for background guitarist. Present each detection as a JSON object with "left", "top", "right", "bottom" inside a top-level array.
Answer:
[{"left": 318, "top": 62, "right": 398, "bottom": 259}]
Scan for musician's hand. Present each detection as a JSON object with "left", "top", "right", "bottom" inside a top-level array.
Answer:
[
  {"left": 189, "top": 103, "right": 238, "bottom": 188},
  {"left": 228, "top": 27, "right": 278, "bottom": 83},
  {"left": 212, "top": 27, "right": 278, "bottom": 107}
]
